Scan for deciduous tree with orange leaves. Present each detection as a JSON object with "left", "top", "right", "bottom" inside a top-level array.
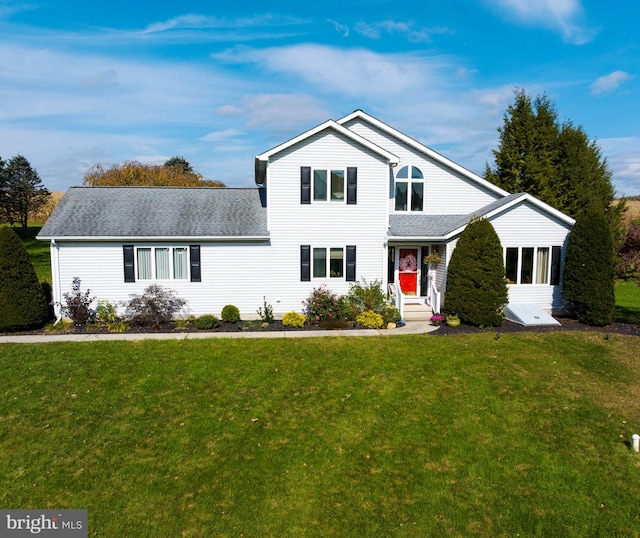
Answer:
[{"left": 83, "top": 157, "right": 225, "bottom": 187}]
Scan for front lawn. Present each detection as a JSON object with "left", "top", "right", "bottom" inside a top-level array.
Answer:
[
  {"left": 615, "top": 279, "right": 640, "bottom": 323},
  {"left": 2, "top": 334, "right": 640, "bottom": 536}
]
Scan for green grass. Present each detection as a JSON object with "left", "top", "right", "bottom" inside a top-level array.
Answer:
[
  {"left": 615, "top": 279, "right": 640, "bottom": 323},
  {"left": 2, "top": 334, "right": 640, "bottom": 536},
  {"left": 3, "top": 223, "right": 51, "bottom": 282}
]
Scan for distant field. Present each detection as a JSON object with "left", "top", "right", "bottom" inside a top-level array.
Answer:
[{"left": 614, "top": 198, "right": 640, "bottom": 225}]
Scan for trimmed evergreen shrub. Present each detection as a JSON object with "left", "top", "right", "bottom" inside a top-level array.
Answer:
[
  {"left": 221, "top": 304, "right": 241, "bottom": 323},
  {"left": 195, "top": 314, "right": 219, "bottom": 330},
  {"left": 444, "top": 217, "right": 508, "bottom": 327},
  {"left": 563, "top": 211, "right": 615, "bottom": 326},
  {"left": 0, "top": 226, "right": 50, "bottom": 331},
  {"left": 282, "top": 311, "right": 306, "bottom": 328}
]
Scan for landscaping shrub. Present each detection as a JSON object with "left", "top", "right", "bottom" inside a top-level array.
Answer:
[
  {"left": 95, "top": 299, "right": 118, "bottom": 323},
  {"left": 615, "top": 221, "right": 640, "bottom": 280},
  {"left": 347, "top": 278, "right": 386, "bottom": 313},
  {"left": 0, "top": 226, "right": 50, "bottom": 331},
  {"left": 563, "top": 211, "right": 615, "bottom": 326},
  {"left": 256, "top": 297, "right": 274, "bottom": 324},
  {"left": 221, "top": 304, "right": 241, "bottom": 323},
  {"left": 62, "top": 277, "right": 95, "bottom": 327},
  {"left": 444, "top": 217, "right": 508, "bottom": 327},
  {"left": 356, "top": 310, "right": 384, "bottom": 329},
  {"left": 107, "top": 320, "right": 129, "bottom": 333},
  {"left": 124, "top": 284, "right": 187, "bottom": 326},
  {"left": 303, "top": 285, "right": 353, "bottom": 323},
  {"left": 195, "top": 314, "right": 219, "bottom": 330},
  {"left": 282, "top": 311, "right": 306, "bottom": 328},
  {"left": 379, "top": 303, "right": 401, "bottom": 325}
]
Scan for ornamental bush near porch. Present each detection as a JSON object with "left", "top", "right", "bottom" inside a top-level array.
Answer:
[{"left": 444, "top": 217, "right": 508, "bottom": 327}]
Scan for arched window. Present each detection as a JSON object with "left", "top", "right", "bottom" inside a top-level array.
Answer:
[{"left": 394, "top": 165, "right": 424, "bottom": 211}]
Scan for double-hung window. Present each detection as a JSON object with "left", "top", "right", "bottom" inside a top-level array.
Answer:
[
  {"left": 394, "top": 165, "right": 424, "bottom": 212},
  {"left": 505, "top": 246, "right": 561, "bottom": 285}
]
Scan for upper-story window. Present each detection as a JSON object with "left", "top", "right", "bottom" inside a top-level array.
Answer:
[
  {"left": 313, "top": 169, "right": 345, "bottom": 201},
  {"left": 394, "top": 165, "right": 424, "bottom": 212},
  {"left": 301, "top": 167, "right": 357, "bottom": 205}
]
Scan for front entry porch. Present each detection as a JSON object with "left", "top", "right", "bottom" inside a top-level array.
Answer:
[{"left": 388, "top": 244, "right": 442, "bottom": 317}]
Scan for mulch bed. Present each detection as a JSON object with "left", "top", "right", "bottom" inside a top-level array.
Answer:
[
  {"left": 434, "top": 317, "right": 640, "bottom": 337},
  {"left": 6, "top": 316, "right": 640, "bottom": 337}
]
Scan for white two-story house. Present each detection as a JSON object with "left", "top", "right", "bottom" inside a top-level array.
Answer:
[{"left": 38, "top": 110, "right": 574, "bottom": 322}]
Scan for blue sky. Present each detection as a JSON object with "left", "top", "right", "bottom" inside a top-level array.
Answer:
[{"left": 1, "top": 0, "right": 638, "bottom": 195}]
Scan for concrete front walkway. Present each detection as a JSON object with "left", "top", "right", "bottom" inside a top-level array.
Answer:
[{"left": 0, "top": 320, "right": 440, "bottom": 344}]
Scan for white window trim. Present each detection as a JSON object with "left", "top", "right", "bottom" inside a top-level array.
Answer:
[
  {"left": 504, "top": 246, "right": 554, "bottom": 286},
  {"left": 312, "top": 246, "right": 346, "bottom": 279},
  {"left": 135, "top": 246, "right": 189, "bottom": 281},
  {"left": 312, "top": 167, "right": 347, "bottom": 203}
]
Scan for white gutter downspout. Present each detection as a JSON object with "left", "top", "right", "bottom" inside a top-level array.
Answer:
[{"left": 51, "top": 239, "right": 62, "bottom": 321}]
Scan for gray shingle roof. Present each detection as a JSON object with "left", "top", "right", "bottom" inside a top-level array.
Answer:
[
  {"left": 38, "top": 187, "right": 269, "bottom": 239},
  {"left": 388, "top": 193, "right": 526, "bottom": 238}
]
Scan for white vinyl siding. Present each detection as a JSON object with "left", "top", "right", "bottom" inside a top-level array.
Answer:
[
  {"left": 342, "top": 118, "right": 501, "bottom": 215},
  {"left": 265, "top": 129, "right": 389, "bottom": 308},
  {"left": 51, "top": 241, "right": 271, "bottom": 319}
]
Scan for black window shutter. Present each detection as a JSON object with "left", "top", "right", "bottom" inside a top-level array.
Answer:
[
  {"left": 190, "top": 245, "right": 201, "bottom": 282},
  {"left": 123, "top": 245, "right": 135, "bottom": 282},
  {"left": 346, "top": 245, "right": 356, "bottom": 281},
  {"left": 301, "top": 245, "right": 311, "bottom": 281},
  {"left": 347, "top": 167, "right": 357, "bottom": 205},
  {"left": 301, "top": 167, "right": 311, "bottom": 204},
  {"left": 550, "top": 246, "right": 561, "bottom": 285}
]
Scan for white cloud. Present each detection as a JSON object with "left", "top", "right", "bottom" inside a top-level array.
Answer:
[
  {"left": 485, "top": 0, "right": 596, "bottom": 44},
  {"left": 200, "top": 129, "right": 243, "bottom": 142},
  {"left": 591, "top": 71, "right": 633, "bottom": 95},
  {"left": 216, "top": 44, "right": 454, "bottom": 99},
  {"left": 354, "top": 20, "right": 452, "bottom": 43},
  {"left": 328, "top": 19, "right": 349, "bottom": 38},
  {"left": 599, "top": 137, "right": 640, "bottom": 196}
]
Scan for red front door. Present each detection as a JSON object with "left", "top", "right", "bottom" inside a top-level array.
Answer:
[{"left": 398, "top": 248, "right": 418, "bottom": 294}]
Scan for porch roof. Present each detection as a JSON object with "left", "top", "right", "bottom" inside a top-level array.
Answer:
[
  {"left": 388, "top": 193, "right": 549, "bottom": 240},
  {"left": 388, "top": 214, "right": 469, "bottom": 239}
]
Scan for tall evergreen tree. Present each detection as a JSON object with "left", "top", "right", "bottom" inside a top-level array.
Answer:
[
  {"left": 6, "top": 155, "right": 50, "bottom": 235},
  {"left": 486, "top": 89, "right": 621, "bottom": 234},
  {"left": 562, "top": 211, "right": 615, "bottom": 326},
  {"left": 0, "top": 226, "right": 50, "bottom": 331},
  {"left": 485, "top": 90, "right": 559, "bottom": 206}
]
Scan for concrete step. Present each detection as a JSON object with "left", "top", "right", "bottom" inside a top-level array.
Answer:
[{"left": 403, "top": 303, "right": 433, "bottom": 322}]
